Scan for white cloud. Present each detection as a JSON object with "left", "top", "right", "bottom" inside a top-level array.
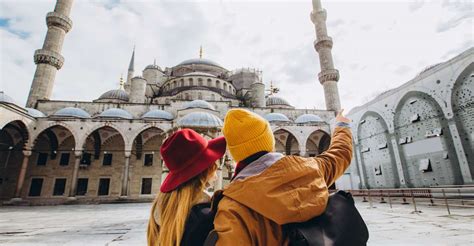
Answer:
[{"left": 0, "top": 0, "right": 472, "bottom": 111}]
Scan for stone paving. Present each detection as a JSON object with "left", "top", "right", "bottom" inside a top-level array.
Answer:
[{"left": 0, "top": 199, "right": 472, "bottom": 245}]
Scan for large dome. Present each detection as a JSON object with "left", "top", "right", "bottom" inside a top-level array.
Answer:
[
  {"left": 295, "top": 114, "right": 324, "bottom": 124},
  {"left": 184, "top": 100, "right": 215, "bottom": 110},
  {"left": 264, "top": 113, "right": 291, "bottom": 123},
  {"left": 177, "top": 58, "right": 223, "bottom": 68},
  {"left": 266, "top": 96, "right": 292, "bottom": 108},
  {"left": 142, "top": 109, "right": 174, "bottom": 121},
  {"left": 177, "top": 112, "right": 223, "bottom": 128},
  {"left": 98, "top": 89, "right": 129, "bottom": 102},
  {"left": 53, "top": 107, "right": 91, "bottom": 118},
  {"left": 182, "top": 71, "right": 216, "bottom": 77},
  {"left": 99, "top": 108, "right": 133, "bottom": 119}
]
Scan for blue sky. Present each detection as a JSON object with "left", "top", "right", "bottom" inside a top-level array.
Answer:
[{"left": 0, "top": 0, "right": 472, "bottom": 110}]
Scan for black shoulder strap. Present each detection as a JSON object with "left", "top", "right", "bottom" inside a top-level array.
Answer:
[{"left": 204, "top": 190, "right": 225, "bottom": 246}]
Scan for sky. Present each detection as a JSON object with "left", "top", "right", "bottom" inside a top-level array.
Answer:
[{"left": 0, "top": 0, "right": 472, "bottom": 111}]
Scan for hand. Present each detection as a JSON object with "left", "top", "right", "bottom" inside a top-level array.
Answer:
[{"left": 335, "top": 109, "right": 350, "bottom": 124}]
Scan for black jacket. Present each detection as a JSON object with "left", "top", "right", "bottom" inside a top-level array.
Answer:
[{"left": 180, "top": 203, "right": 215, "bottom": 246}]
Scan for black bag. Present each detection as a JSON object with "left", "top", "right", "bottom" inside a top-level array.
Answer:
[{"left": 284, "top": 190, "right": 369, "bottom": 246}]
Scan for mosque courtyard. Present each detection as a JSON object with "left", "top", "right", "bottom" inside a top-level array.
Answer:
[{"left": 0, "top": 199, "right": 472, "bottom": 246}]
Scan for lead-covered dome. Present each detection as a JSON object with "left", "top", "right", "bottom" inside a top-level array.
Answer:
[
  {"left": 177, "top": 58, "right": 223, "bottom": 68},
  {"left": 0, "top": 91, "right": 17, "bottom": 105},
  {"left": 53, "top": 107, "right": 91, "bottom": 118},
  {"left": 98, "top": 89, "right": 129, "bottom": 102},
  {"left": 295, "top": 114, "right": 324, "bottom": 124},
  {"left": 266, "top": 96, "right": 293, "bottom": 108},
  {"left": 264, "top": 113, "right": 291, "bottom": 123},
  {"left": 145, "top": 64, "right": 163, "bottom": 71},
  {"left": 26, "top": 108, "right": 46, "bottom": 118},
  {"left": 183, "top": 71, "right": 217, "bottom": 77},
  {"left": 178, "top": 112, "right": 223, "bottom": 128},
  {"left": 99, "top": 108, "right": 133, "bottom": 119},
  {"left": 142, "top": 109, "right": 174, "bottom": 121},
  {"left": 184, "top": 100, "right": 215, "bottom": 110}
]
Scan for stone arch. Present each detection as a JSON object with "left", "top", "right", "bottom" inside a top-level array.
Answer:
[
  {"left": 305, "top": 130, "right": 331, "bottom": 157},
  {"left": 357, "top": 111, "right": 400, "bottom": 188},
  {"left": 273, "top": 128, "right": 300, "bottom": 155},
  {"left": 131, "top": 126, "right": 165, "bottom": 160},
  {"left": 451, "top": 62, "right": 474, "bottom": 176},
  {"left": 82, "top": 126, "right": 126, "bottom": 156},
  {"left": 0, "top": 121, "right": 31, "bottom": 200},
  {"left": 80, "top": 123, "right": 127, "bottom": 151},
  {"left": 394, "top": 91, "right": 462, "bottom": 187},
  {"left": 31, "top": 122, "right": 78, "bottom": 150}
]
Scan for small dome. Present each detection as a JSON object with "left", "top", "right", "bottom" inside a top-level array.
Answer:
[
  {"left": 145, "top": 64, "right": 162, "bottom": 71},
  {"left": 183, "top": 71, "right": 216, "bottom": 77},
  {"left": 0, "top": 91, "right": 17, "bottom": 105},
  {"left": 264, "top": 113, "right": 291, "bottom": 123},
  {"left": 295, "top": 114, "right": 324, "bottom": 124},
  {"left": 266, "top": 96, "right": 292, "bottom": 107},
  {"left": 53, "top": 107, "right": 91, "bottom": 118},
  {"left": 99, "top": 108, "right": 133, "bottom": 119},
  {"left": 98, "top": 89, "right": 129, "bottom": 102},
  {"left": 178, "top": 112, "right": 223, "bottom": 128},
  {"left": 142, "top": 109, "right": 174, "bottom": 120},
  {"left": 177, "top": 58, "right": 223, "bottom": 68},
  {"left": 26, "top": 108, "right": 46, "bottom": 118},
  {"left": 184, "top": 100, "right": 215, "bottom": 110}
]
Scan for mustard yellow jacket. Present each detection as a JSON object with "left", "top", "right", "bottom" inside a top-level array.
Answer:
[{"left": 214, "top": 126, "right": 353, "bottom": 245}]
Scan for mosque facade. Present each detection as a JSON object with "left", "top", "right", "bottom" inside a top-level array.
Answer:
[{"left": 0, "top": 0, "right": 344, "bottom": 205}]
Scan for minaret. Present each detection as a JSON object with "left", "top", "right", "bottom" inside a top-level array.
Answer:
[
  {"left": 310, "top": 0, "right": 341, "bottom": 112},
  {"left": 26, "top": 0, "right": 74, "bottom": 108},
  {"left": 125, "top": 47, "right": 135, "bottom": 93}
]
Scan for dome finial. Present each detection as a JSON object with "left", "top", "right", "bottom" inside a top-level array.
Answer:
[
  {"left": 119, "top": 75, "right": 125, "bottom": 90},
  {"left": 199, "top": 45, "right": 203, "bottom": 59},
  {"left": 267, "top": 80, "right": 279, "bottom": 95}
]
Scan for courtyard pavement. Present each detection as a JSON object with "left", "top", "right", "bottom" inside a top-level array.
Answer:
[{"left": 0, "top": 199, "right": 472, "bottom": 245}]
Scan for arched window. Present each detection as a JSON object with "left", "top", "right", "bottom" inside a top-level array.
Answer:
[
  {"left": 189, "top": 78, "right": 194, "bottom": 86},
  {"left": 216, "top": 80, "right": 221, "bottom": 89},
  {"left": 198, "top": 92, "right": 203, "bottom": 100},
  {"left": 180, "top": 79, "right": 184, "bottom": 87},
  {"left": 198, "top": 78, "right": 203, "bottom": 86},
  {"left": 207, "top": 79, "right": 212, "bottom": 87}
]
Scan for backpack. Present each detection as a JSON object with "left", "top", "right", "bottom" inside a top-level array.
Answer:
[
  {"left": 205, "top": 190, "right": 369, "bottom": 246},
  {"left": 284, "top": 190, "right": 369, "bottom": 246}
]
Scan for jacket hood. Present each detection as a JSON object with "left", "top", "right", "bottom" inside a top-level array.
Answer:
[{"left": 223, "top": 155, "right": 329, "bottom": 225}]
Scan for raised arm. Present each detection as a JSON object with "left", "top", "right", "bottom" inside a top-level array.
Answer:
[{"left": 314, "top": 110, "right": 353, "bottom": 186}]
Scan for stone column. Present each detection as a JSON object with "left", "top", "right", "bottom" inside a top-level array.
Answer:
[
  {"left": 447, "top": 119, "right": 473, "bottom": 183},
  {"left": 354, "top": 144, "right": 367, "bottom": 189},
  {"left": 299, "top": 143, "right": 307, "bottom": 157},
  {"left": 121, "top": 151, "right": 132, "bottom": 197},
  {"left": 13, "top": 150, "right": 32, "bottom": 199},
  {"left": 388, "top": 132, "right": 408, "bottom": 187},
  {"left": 68, "top": 150, "right": 82, "bottom": 198}
]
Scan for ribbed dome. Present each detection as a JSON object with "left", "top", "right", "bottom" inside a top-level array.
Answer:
[
  {"left": 98, "top": 89, "right": 129, "bottom": 102},
  {"left": 266, "top": 96, "right": 292, "bottom": 107},
  {"left": 142, "top": 109, "right": 174, "bottom": 120},
  {"left": 264, "top": 113, "right": 291, "bottom": 123},
  {"left": 184, "top": 100, "right": 215, "bottom": 110},
  {"left": 99, "top": 108, "right": 133, "bottom": 119},
  {"left": 177, "top": 58, "right": 222, "bottom": 68},
  {"left": 0, "top": 91, "right": 17, "bottom": 105},
  {"left": 178, "top": 112, "right": 223, "bottom": 128},
  {"left": 53, "top": 107, "right": 91, "bottom": 118},
  {"left": 26, "top": 108, "right": 46, "bottom": 118},
  {"left": 295, "top": 114, "right": 324, "bottom": 124},
  {"left": 145, "top": 64, "right": 162, "bottom": 71},
  {"left": 183, "top": 72, "right": 216, "bottom": 77}
]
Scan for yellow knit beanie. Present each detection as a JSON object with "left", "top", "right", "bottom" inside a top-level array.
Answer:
[{"left": 222, "top": 108, "right": 275, "bottom": 162}]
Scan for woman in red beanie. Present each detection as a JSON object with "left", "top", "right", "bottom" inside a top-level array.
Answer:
[{"left": 147, "top": 129, "right": 226, "bottom": 246}]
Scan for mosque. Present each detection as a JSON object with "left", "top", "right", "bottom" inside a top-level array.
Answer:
[{"left": 0, "top": 0, "right": 343, "bottom": 204}]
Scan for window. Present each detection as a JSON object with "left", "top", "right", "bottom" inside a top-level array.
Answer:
[
  {"left": 37, "top": 153, "right": 48, "bottom": 166},
  {"left": 144, "top": 154, "right": 154, "bottom": 166},
  {"left": 374, "top": 166, "right": 382, "bottom": 176},
  {"left": 53, "top": 178, "right": 66, "bottom": 196},
  {"left": 141, "top": 178, "right": 152, "bottom": 194},
  {"left": 80, "top": 153, "right": 92, "bottom": 166},
  {"left": 419, "top": 159, "right": 432, "bottom": 173},
  {"left": 198, "top": 78, "right": 203, "bottom": 86},
  {"left": 59, "top": 153, "right": 70, "bottom": 166},
  {"left": 198, "top": 92, "right": 203, "bottom": 100},
  {"left": 77, "top": 178, "right": 88, "bottom": 196},
  {"left": 98, "top": 178, "right": 110, "bottom": 196},
  {"left": 102, "top": 153, "right": 113, "bottom": 166},
  {"left": 29, "top": 178, "right": 43, "bottom": 196}
]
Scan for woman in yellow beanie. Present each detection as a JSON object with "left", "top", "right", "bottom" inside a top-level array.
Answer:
[{"left": 212, "top": 108, "right": 353, "bottom": 245}]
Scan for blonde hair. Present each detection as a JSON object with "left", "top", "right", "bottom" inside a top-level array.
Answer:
[{"left": 147, "top": 164, "right": 218, "bottom": 246}]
